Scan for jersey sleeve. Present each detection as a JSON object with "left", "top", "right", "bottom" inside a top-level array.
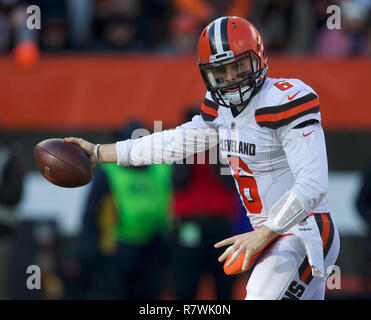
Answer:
[
  {"left": 255, "top": 79, "right": 321, "bottom": 138},
  {"left": 116, "top": 114, "right": 219, "bottom": 166},
  {"left": 260, "top": 79, "right": 328, "bottom": 230},
  {"left": 281, "top": 120, "right": 328, "bottom": 215}
]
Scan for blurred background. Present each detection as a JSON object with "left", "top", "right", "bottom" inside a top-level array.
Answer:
[{"left": 0, "top": 0, "right": 371, "bottom": 300}]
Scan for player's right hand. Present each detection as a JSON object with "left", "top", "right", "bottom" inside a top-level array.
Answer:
[{"left": 64, "top": 137, "right": 97, "bottom": 167}]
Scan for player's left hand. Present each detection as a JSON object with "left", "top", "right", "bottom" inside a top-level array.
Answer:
[{"left": 214, "top": 225, "right": 278, "bottom": 271}]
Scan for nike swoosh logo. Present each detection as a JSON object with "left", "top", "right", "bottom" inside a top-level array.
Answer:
[
  {"left": 303, "top": 130, "right": 314, "bottom": 137},
  {"left": 288, "top": 91, "right": 301, "bottom": 101}
]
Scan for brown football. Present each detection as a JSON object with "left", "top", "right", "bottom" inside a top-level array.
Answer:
[{"left": 34, "top": 138, "right": 92, "bottom": 188}]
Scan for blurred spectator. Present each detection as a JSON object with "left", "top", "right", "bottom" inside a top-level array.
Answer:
[
  {"left": 170, "top": 107, "right": 237, "bottom": 300},
  {"left": 0, "top": 125, "right": 25, "bottom": 299},
  {"left": 32, "top": 0, "right": 173, "bottom": 52},
  {"left": 158, "top": 0, "right": 252, "bottom": 54},
  {"left": 31, "top": 222, "right": 63, "bottom": 300},
  {"left": 314, "top": 0, "right": 371, "bottom": 55},
  {"left": 92, "top": 0, "right": 173, "bottom": 51},
  {"left": 31, "top": 0, "right": 68, "bottom": 51},
  {"left": 249, "top": 0, "right": 316, "bottom": 54},
  {"left": 158, "top": 13, "right": 200, "bottom": 54},
  {"left": 78, "top": 121, "right": 173, "bottom": 299},
  {"left": 3, "top": 0, "right": 370, "bottom": 55},
  {"left": 9, "top": 221, "right": 60, "bottom": 299},
  {"left": 356, "top": 165, "right": 371, "bottom": 294},
  {"left": 66, "top": 0, "right": 94, "bottom": 49},
  {"left": 0, "top": 0, "right": 39, "bottom": 68},
  {"left": 0, "top": 1, "right": 36, "bottom": 50},
  {"left": 170, "top": 13, "right": 199, "bottom": 54},
  {"left": 172, "top": 0, "right": 252, "bottom": 27},
  {"left": 312, "top": 0, "right": 341, "bottom": 30},
  {"left": 92, "top": 0, "right": 148, "bottom": 51}
]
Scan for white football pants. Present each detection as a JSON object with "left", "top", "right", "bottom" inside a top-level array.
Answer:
[{"left": 245, "top": 213, "right": 340, "bottom": 300}]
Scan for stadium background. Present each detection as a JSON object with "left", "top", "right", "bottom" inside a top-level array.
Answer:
[{"left": 0, "top": 0, "right": 371, "bottom": 299}]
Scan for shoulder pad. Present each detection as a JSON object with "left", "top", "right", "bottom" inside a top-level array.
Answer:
[
  {"left": 255, "top": 92, "right": 320, "bottom": 129},
  {"left": 200, "top": 96, "right": 219, "bottom": 122}
]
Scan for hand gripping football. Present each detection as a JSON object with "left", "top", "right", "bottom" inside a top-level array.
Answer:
[
  {"left": 34, "top": 138, "right": 92, "bottom": 188},
  {"left": 223, "top": 237, "right": 277, "bottom": 275}
]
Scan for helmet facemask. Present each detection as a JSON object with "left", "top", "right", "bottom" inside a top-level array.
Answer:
[{"left": 199, "top": 50, "right": 266, "bottom": 109}]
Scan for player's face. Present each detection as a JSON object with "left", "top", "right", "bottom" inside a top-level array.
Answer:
[{"left": 205, "top": 57, "right": 253, "bottom": 92}]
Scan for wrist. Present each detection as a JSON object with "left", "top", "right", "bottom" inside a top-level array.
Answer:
[
  {"left": 98, "top": 143, "right": 118, "bottom": 164},
  {"left": 94, "top": 144, "right": 101, "bottom": 164},
  {"left": 260, "top": 225, "right": 279, "bottom": 241}
]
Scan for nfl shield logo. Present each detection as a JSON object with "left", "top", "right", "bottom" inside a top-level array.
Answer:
[{"left": 231, "top": 122, "right": 236, "bottom": 131}]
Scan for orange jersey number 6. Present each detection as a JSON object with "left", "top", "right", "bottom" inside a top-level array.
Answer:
[
  {"left": 228, "top": 156, "right": 263, "bottom": 214},
  {"left": 274, "top": 80, "right": 293, "bottom": 91}
]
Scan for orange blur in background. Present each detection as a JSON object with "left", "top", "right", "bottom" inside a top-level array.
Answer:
[{"left": 0, "top": 55, "right": 370, "bottom": 131}]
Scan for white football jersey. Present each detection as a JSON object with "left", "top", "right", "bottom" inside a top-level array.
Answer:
[{"left": 116, "top": 77, "right": 329, "bottom": 231}]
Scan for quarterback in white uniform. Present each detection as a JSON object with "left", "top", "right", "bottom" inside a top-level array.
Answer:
[{"left": 66, "top": 16, "right": 340, "bottom": 300}]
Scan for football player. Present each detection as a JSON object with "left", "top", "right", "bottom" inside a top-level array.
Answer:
[{"left": 66, "top": 16, "right": 340, "bottom": 300}]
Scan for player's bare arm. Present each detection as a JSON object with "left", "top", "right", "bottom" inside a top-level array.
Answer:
[{"left": 64, "top": 137, "right": 117, "bottom": 166}]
